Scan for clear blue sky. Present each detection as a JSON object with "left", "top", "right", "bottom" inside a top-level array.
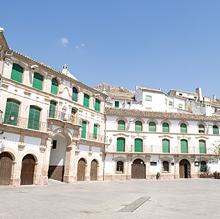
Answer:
[{"left": 1, "top": 0, "right": 220, "bottom": 96}]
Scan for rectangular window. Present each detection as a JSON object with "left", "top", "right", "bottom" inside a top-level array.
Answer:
[
  {"left": 52, "top": 140, "right": 57, "bottom": 149},
  {"left": 115, "top": 101, "right": 119, "bottom": 108},
  {"left": 11, "top": 64, "right": 23, "bottom": 83},
  {"left": 169, "top": 101, "right": 173, "bottom": 106},
  {"left": 83, "top": 94, "right": 90, "bottom": 108},
  {"left": 145, "top": 95, "right": 152, "bottom": 101},
  {"left": 150, "top": 162, "right": 157, "bottom": 166},
  {"left": 178, "top": 104, "right": 183, "bottom": 109},
  {"left": 33, "top": 72, "right": 44, "bottom": 90},
  {"left": 81, "top": 120, "right": 87, "bottom": 139},
  {"left": 93, "top": 124, "right": 98, "bottom": 139},
  {"left": 94, "top": 99, "right": 101, "bottom": 112},
  {"left": 28, "top": 106, "right": 41, "bottom": 130}
]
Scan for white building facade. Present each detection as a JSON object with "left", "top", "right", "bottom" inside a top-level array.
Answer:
[{"left": 0, "top": 28, "right": 220, "bottom": 186}]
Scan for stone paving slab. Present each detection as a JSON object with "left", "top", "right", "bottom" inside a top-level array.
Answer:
[{"left": 0, "top": 179, "right": 219, "bottom": 219}]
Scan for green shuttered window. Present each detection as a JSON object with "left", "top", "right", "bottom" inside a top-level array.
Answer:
[
  {"left": 135, "top": 121, "right": 142, "bottom": 132},
  {"left": 115, "top": 101, "right": 119, "bottom": 108},
  {"left": 135, "top": 139, "right": 143, "bottom": 152},
  {"left": 33, "top": 72, "right": 44, "bottom": 90},
  {"left": 51, "top": 78, "right": 58, "bottom": 95},
  {"left": 117, "top": 138, "right": 125, "bottom": 152},
  {"left": 180, "top": 139, "right": 188, "bottom": 153},
  {"left": 83, "top": 94, "right": 90, "bottom": 108},
  {"left": 11, "top": 63, "right": 23, "bottom": 83},
  {"left": 81, "top": 121, "right": 87, "bottom": 139},
  {"left": 213, "top": 125, "right": 219, "bottom": 135},
  {"left": 28, "top": 106, "right": 41, "bottom": 130},
  {"left": 93, "top": 124, "right": 98, "bottom": 139},
  {"left": 95, "top": 99, "right": 101, "bottom": 112},
  {"left": 4, "top": 99, "right": 20, "bottom": 126},
  {"left": 162, "top": 139, "right": 170, "bottom": 153},
  {"left": 49, "top": 101, "right": 57, "bottom": 118},
  {"left": 180, "top": 123, "right": 187, "bottom": 134},
  {"left": 162, "top": 123, "right": 169, "bottom": 133},
  {"left": 118, "top": 120, "right": 125, "bottom": 131},
  {"left": 199, "top": 140, "right": 206, "bottom": 154},
  {"left": 72, "top": 87, "right": 78, "bottom": 102},
  {"left": 149, "top": 122, "right": 156, "bottom": 132}
]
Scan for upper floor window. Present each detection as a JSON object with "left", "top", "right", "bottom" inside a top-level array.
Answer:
[
  {"left": 72, "top": 87, "right": 78, "bottom": 102},
  {"left": 149, "top": 122, "right": 156, "bottom": 132},
  {"left": 81, "top": 120, "right": 87, "bottom": 139},
  {"left": 118, "top": 120, "right": 125, "bottom": 131},
  {"left": 93, "top": 124, "right": 99, "bottom": 139},
  {"left": 134, "top": 138, "right": 143, "bottom": 152},
  {"left": 49, "top": 100, "right": 57, "bottom": 118},
  {"left": 117, "top": 137, "right": 125, "bottom": 152},
  {"left": 115, "top": 101, "right": 119, "bottom": 108},
  {"left": 33, "top": 72, "right": 44, "bottom": 90},
  {"left": 135, "top": 121, "right": 142, "bottom": 132},
  {"left": 213, "top": 125, "right": 219, "bottom": 135},
  {"left": 162, "top": 139, "right": 170, "bottom": 153},
  {"left": 94, "top": 98, "right": 101, "bottom": 112},
  {"left": 11, "top": 63, "right": 23, "bottom": 83},
  {"left": 4, "top": 98, "right": 20, "bottom": 126},
  {"left": 199, "top": 140, "right": 206, "bottom": 154},
  {"left": 28, "top": 106, "right": 41, "bottom": 130},
  {"left": 145, "top": 95, "right": 152, "bottom": 101},
  {"left": 180, "top": 123, "right": 187, "bottom": 134},
  {"left": 180, "top": 139, "right": 188, "bottom": 153},
  {"left": 198, "top": 124, "right": 205, "bottom": 134},
  {"left": 162, "top": 122, "right": 169, "bottom": 133},
  {"left": 83, "top": 94, "right": 90, "bottom": 108},
  {"left": 51, "top": 78, "right": 59, "bottom": 95}
]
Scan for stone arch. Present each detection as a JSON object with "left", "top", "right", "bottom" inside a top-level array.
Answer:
[
  {"left": 77, "top": 158, "right": 87, "bottom": 181},
  {"left": 131, "top": 158, "right": 146, "bottom": 179},
  {"left": 90, "top": 159, "right": 99, "bottom": 181}
]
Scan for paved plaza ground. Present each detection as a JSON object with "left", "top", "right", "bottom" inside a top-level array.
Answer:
[{"left": 0, "top": 179, "right": 220, "bottom": 219}]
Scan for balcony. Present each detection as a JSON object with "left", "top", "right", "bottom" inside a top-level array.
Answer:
[
  {"left": 48, "top": 110, "right": 80, "bottom": 126},
  {"left": 1, "top": 116, "right": 47, "bottom": 132},
  {"left": 81, "top": 132, "right": 105, "bottom": 143}
]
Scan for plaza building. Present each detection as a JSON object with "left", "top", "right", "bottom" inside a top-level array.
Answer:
[{"left": 0, "top": 28, "right": 220, "bottom": 185}]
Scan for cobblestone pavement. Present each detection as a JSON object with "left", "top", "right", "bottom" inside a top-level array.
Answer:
[{"left": 0, "top": 179, "right": 220, "bottom": 219}]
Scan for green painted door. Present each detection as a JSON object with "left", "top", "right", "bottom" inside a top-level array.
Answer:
[
  {"left": 93, "top": 124, "right": 98, "bottom": 139},
  {"left": 49, "top": 101, "right": 57, "bottom": 118},
  {"left": 51, "top": 78, "right": 58, "bottom": 95},
  {"left": 199, "top": 141, "right": 206, "bottom": 154},
  {"left": 181, "top": 140, "right": 188, "bottom": 153},
  {"left": 11, "top": 64, "right": 23, "bottom": 83},
  {"left": 94, "top": 99, "right": 101, "bottom": 112},
  {"left": 81, "top": 121, "right": 87, "bottom": 138},
  {"left": 117, "top": 138, "right": 125, "bottom": 152},
  {"left": 83, "top": 94, "right": 90, "bottom": 108},
  {"left": 33, "top": 72, "right": 44, "bottom": 90},
  {"left": 4, "top": 99, "right": 20, "bottom": 125},
  {"left": 162, "top": 139, "right": 170, "bottom": 153},
  {"left": 135, "top": 139, "right": 143, "bottom": 152},
  {"left": 28, "top": 106, "right": 41, "bottom": 130},
  {"left": 72, "top": 87, "right": 78, "bottom": 102}
]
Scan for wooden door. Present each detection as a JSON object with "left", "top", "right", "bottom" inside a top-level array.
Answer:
[
  {"left": 21, "top": 154, "right": 35, "bottom": 185},
  {"left": 77, "top": 159, "right": 86, "bottom": 181},
  {"left": 0, "top": 152, "right": 13, "bottom": 185},
  {"left": 179, "top": 159, "right": 190, "bottom": 178},
  {"left": 90, "top": 160, "right": 98, "bottom": 181},
  {"left": 131, "top": 159, "right": 146, "bottom": 179}
]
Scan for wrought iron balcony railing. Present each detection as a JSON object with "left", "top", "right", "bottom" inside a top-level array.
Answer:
[{"left": 81, "top": 132, "right": 105, "bottom": 143}]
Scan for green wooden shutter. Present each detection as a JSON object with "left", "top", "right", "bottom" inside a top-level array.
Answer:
[
  {"left": 118, "top": 120, "right": 125, "bottom": 130},
  {"left": 83, "top": 94, "right": 90, "bottom": 108},
  {"left": 81, "top": 121, "right": 87, "bottom": 138},
  {"left": 149, "top": 122, "right": 156, "bottom": 132},
  {"left": 181, "top": 140, "right": 188, "bottom": 153},
  {"left": 95, "top": 99, "right": 101, "bottom": 112},
  {"left": 135, "top": 139, "right": 143, "bottom": 152},
  {"left": 28, "top": 106, "right": 41, "bottom": 130},
  {"left": 213, "top": 126, "right": 219, "bottom": 135},
  {"left": 135, "top": 121, "right": 142, "bottom": 132},
  {"left": 115, "top": 101, "right": 119, "bottom": 108},
  {"left": 180, "top": 123, "right": 187, "bottom": 134},
  {"left": 72, "top": 87, "right": 78, "bottom": 102},
  {"left": 4, "top": 99, "right": 20, "bottom": 125},
  {"left": 51, "top": 78, "right": 58, "bottom": 95},
  {"left": 162, "top": 139, "right": 170, "bottom": 153},
  {"left": 49, "top": 101, "right": 57, "bottom": 118},
  {"left": 93, "top": 124, "right": 98, "bottom": 139},
  {"left": 199, "top": 140, "right": 206, "bottom": 154},
  {"left": 117, "top": 138, "right": 125, "bottom": 152},
  {"left": 11, "top": 64, "right": 23, "bottom": 83},
  {"left": 162, "top": 123, "right": 169, "bottom": 133},
  {"left": 33, "top": 72, "right": 44, "bottom": 90}
]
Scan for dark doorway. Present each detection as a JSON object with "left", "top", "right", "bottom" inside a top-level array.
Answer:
[
  {"left": 131, "top": 159, "right": 146, "bottom": 179},
  {"left": 179, "top": 159, "right": 191, "bottom": 178}
]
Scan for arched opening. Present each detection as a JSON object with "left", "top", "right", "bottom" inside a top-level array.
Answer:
[
  {"left": 135, "top": 121, "right": 143, "bottom": 132},
  {"left": 118, "top": 120, "right": 126, "bottom": 131},
  {"left": 180, "top": 123, "right": 187, "bottom": 134},
  {"left": 131, "top": 159, "right": 146, "bottom": 179},
  {"left": 162, "top": 161, "right": 169, "bottom": 172},
  {"left": 48, "top": 133, "right": 67, "bottom": 182},
  {"left": 162, "top": 122, "right": 169, "bottom": 133},
  {"left": 20, "top": 154, "right": 36, "bottom": 185},
  {"left": 77, "top": 158, "right": 86, "bottom": 181},
  {"left": 179, "top": 159, "right": 191, "bottom": 178},
  {"left": 90, "top": 160, "right": 98, "bottom": 181},
  {"left": 0, "top": 152, "right": 13, "bottom": 185},
  {"left": 51, "top": 78, "right": 59, "bottom": 95}
]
